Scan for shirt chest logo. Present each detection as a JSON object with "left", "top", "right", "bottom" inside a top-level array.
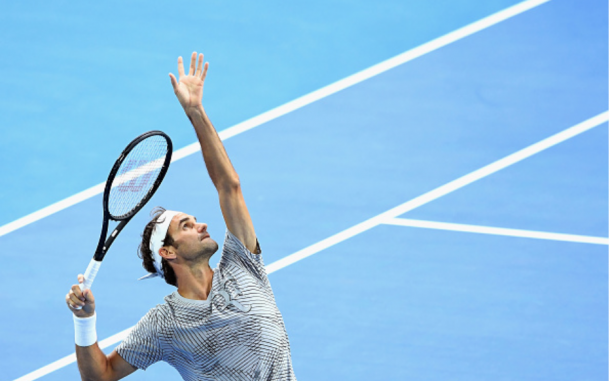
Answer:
[{"left": 214, "top": 277, "right": 251, "bottom": 313}]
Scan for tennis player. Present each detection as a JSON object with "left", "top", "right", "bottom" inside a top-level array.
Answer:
[{"left": 65, "top": 52, "right": 296, "bottom": 380}]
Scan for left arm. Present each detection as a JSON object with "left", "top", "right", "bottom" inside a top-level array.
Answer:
[{"left": 169, "top": 52, "right": 258, "bottom": 253}]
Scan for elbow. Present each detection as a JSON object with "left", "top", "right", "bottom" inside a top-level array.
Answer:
[
  {"left": 218, "top": 175, "right": 241, "bottom": 193},
  {"left": 80, "top": 374, "right": 108, "bottom": 381},
  {"left": 81, "top": 374, "right": 115, "bottom": 381}
]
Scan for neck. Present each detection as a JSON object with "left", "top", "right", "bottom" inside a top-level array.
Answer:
[{"left": 174, "top": 260, "right": 215, "bottom": 300}]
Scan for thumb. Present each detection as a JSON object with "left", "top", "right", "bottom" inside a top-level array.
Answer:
[{"left": 169, "top": 73, "right": 178, "bottom": 90}]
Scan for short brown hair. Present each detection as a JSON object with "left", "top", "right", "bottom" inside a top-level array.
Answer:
[{"left": 138, "top": 207, "right": 178, "bottom": 287}]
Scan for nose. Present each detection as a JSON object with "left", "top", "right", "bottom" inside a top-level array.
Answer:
[{"left": 197, "top": 223, "right": 207, "bottom": 232}]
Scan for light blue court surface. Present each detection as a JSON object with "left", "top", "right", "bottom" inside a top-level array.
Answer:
[{"left": 0, "top": 0, "right": 608, "bottom": 380}]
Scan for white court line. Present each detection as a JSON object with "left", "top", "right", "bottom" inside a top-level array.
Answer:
[
  {"left": 264, "top": 112, "right": 608, "bottom": 273},
  {"left": 0, "top": 0, "right": 551, "bottom": 240},
  {"left": 12, "top": 111, "right": 607, "bottom": 381},
  {"left": 383, "top": 218, "right": 609, "bottom": 245}
]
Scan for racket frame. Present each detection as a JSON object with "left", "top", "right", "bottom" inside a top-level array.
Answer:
[{"left": 79, "top": 130, "right": 173, "bottom": 292}]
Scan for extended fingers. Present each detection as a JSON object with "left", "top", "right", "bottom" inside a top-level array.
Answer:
[
  {"left": 201, "top": 62, "right": 209, "bottom": 81},
  {"left": 177, "top": 56, "right": 185, "bottom": 78},
  {"left": 175, "top": 52, "right": 207, "bottom": 80},
  {"left": 189, "top": 52, "right": 197, "bottom": 75},
  {"left": 195, "top": 53, "right": 203, "bottom": 76}
]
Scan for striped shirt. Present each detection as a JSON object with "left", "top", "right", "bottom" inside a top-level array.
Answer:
[{"left": 116, "top": 230, "right": 296, "bottom": 380}]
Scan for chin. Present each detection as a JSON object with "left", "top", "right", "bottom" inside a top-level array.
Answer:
[{"left": 203, "top": 239, "right": 219, "bottom": 256}]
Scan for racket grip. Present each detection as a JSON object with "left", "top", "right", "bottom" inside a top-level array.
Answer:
[{"left": 79, "top": 259, "right": 102, "bottom": 292}]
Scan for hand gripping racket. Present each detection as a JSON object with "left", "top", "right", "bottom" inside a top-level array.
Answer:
[{"left": 78, "top": 131, "right": 173, "bottom": 294}]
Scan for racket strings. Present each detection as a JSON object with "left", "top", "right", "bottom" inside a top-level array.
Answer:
[{"left": 108, "top": 135, "right": 169, "bottom": 219}]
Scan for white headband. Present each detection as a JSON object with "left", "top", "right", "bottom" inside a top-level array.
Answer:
[{"left": 138, "top": 210, "right": 180, "bottom": 281}]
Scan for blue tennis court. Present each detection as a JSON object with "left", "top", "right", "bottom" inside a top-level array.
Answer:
[{"left": 1, "top": 0, "right": 607, "bottom": 380}]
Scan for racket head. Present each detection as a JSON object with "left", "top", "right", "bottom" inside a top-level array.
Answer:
[{"left": 103, "top": 130, "right": 173, "bottom": 221}]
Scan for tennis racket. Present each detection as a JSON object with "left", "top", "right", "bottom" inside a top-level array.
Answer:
[{"left": 78, "top": 130, "right": 173, "bottom": 294}]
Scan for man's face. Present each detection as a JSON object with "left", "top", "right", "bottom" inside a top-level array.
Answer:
[{"left": 166, "top": 212, "right": 218, "bottom": 262}]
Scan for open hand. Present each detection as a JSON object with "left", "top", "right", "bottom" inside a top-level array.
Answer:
[{"left": 169, "top": 52, "right": 209, "bottom": 111}]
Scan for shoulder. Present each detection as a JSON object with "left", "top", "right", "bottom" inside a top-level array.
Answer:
[
  {"left": 219, "top": 229, "right": 269, "bottom": 284},
  {"left": 223, "top": 229, "right": 262, "bottom": 257},
  {"left": 135, "top": 298, "right": 173, "bottom": 327},
  {"left": 220, "top": 229, "right": 264, "bottom": 269}
]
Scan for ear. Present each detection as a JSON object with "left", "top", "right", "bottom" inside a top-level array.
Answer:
[{"left": 159, "top": 246, "right": 177, "bottom": 260}]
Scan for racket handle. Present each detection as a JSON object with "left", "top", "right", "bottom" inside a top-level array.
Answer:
[
  {"left": 74, "top": 259, "right": 101, "bottom": 310},
  {"left": 79, "top": 259, "right": 102, "bottom": 292}
]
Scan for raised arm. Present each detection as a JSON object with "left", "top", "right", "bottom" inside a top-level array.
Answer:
[{"left": 169, "top": 52, "right": 258, "bottom": 253}]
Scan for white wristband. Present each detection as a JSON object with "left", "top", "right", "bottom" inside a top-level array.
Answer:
[{"left": 74, "top": 313, "right": 97, "bottom": 347}]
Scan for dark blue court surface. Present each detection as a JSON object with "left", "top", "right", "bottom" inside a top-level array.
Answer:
[{"left": 0, "top": 0, "right": 607, "bottom": 380}]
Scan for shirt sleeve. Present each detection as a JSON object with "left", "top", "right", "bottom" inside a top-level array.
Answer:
[
  {"left": 219, "top": 229, "right": 269, "bottom": 285},
  {"left": 115, "top": 309, "right": 163, "bottom": 370}
]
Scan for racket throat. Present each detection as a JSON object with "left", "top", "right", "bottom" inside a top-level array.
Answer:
[{"left": 94, "top": 219, "right": 128, "bottom": 261}]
